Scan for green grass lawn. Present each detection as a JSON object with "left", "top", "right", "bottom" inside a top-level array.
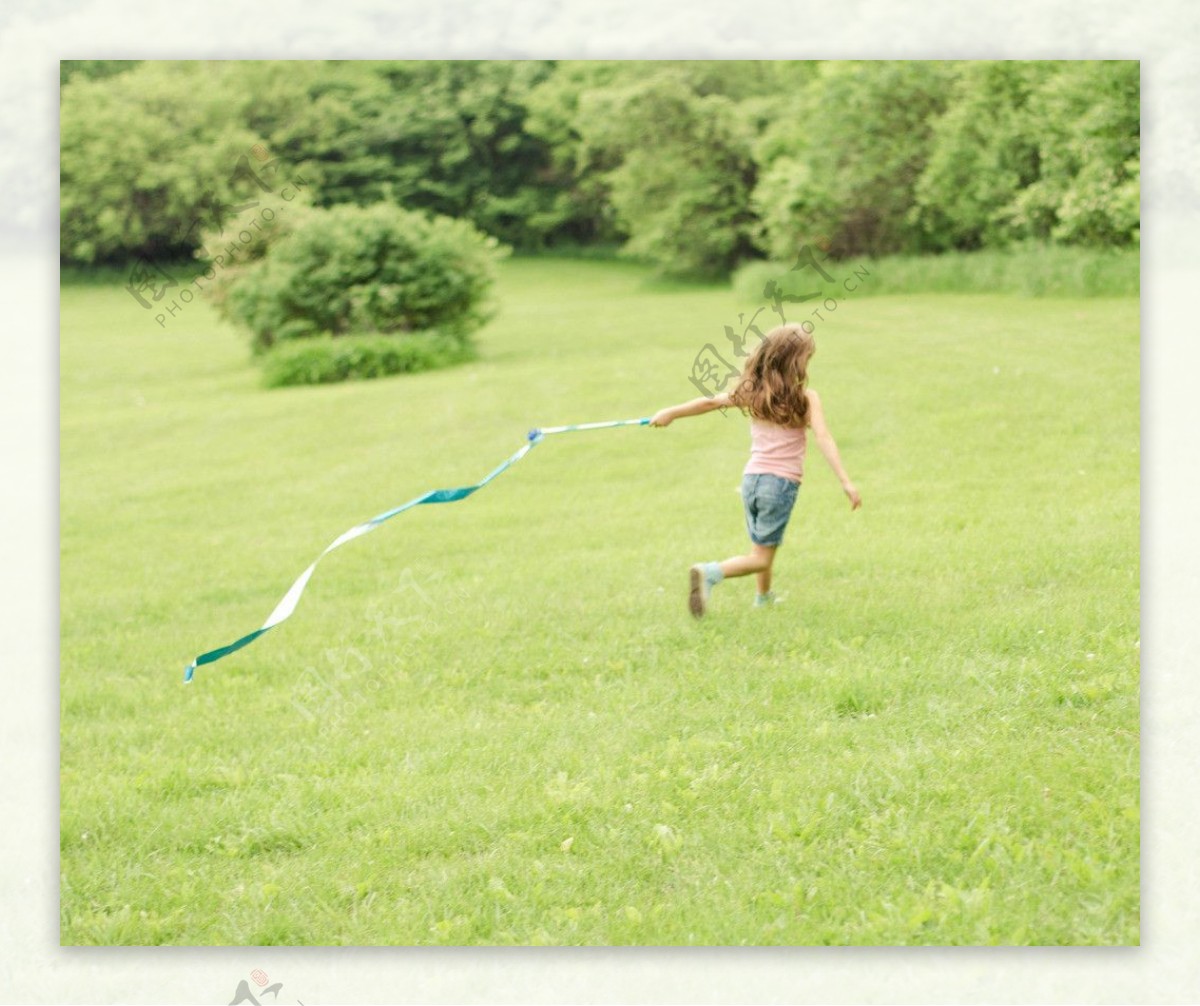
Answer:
[{"left": 59, "top": 258, "right": 1139, "bottom": 945}]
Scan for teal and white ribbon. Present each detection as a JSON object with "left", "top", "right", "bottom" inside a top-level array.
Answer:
[{"left": 184, "top": 417, "right": 650, "bottom": 682}]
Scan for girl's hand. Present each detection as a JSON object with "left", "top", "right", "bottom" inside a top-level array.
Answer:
[
  {"left": 649, "top": 409, "right": 674, "bottom": 428},
  {"left": 844, "top": 483, "right": 862, "bottom": 510}
]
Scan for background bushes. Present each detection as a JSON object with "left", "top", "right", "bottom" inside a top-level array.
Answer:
[
  {"left": 57, "top": 59, "right": 1141, "bottom": 385},
  {"left": 60, "top": 62, "right": 261, "bottom": 265},
  {"left": 206, "top": 202, "right": 507, "bottom": 350},
  {"left": 751, "top": 61, "right": 956, "bottom": 262},
  {"left": 569, "top": 71, "right": 761, "bottom": 279},
  {"left": 61, "top": 59, "right": 1140, "bottom": 281},
  {"left": 196, "top": 201, "right": 506, "bottom": 384}
]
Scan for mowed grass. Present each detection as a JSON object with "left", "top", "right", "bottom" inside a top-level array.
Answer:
[{"left": 59, "top": 259, "right": 1139, "bottom": 945}]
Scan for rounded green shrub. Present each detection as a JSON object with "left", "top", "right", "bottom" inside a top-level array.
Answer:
[{"left": 213, "top": 203, "right": 509, "bottom": 354}]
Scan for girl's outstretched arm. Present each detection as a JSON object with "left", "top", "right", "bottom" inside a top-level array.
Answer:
[
  {"left": 649, "top": 391, "right": 732, "bottom": 427},
  {"left": 806, "top": 388, "right": 862, "bottom": 509}
]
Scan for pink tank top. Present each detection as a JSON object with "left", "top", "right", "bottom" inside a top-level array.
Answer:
[{"left": 744, "top": 419, "right": 806, "bottom": 483}]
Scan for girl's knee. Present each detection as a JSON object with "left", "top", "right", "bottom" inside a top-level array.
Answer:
[{"left": 750, "top": 545, "right": 776, "bottom": 570}]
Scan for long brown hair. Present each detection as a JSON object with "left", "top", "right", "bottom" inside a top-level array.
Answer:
[{"left": 728, "top": 324, "right": 815, "bottom": 428}]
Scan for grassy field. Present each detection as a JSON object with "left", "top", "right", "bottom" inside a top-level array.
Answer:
[{"left": 59, "top": 258, "right": 1139, "bottom": 945}]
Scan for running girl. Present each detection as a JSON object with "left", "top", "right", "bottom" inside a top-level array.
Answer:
[{"left": 650, "top": 324, "right": 861, "bottom": 617}]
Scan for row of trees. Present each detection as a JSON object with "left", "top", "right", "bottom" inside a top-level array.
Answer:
[{"left": 60, "top": 59, "right": 1139, "bottom": 278}]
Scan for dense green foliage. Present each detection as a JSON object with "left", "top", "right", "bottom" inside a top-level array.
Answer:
[
  {"left": 60, "top": 61, "right": 570, "bottom": 263},
  {"left": 192, "top": 189, "right": 315, "bottom": 323},
  {"left": 571, "top": 71, "right": 760, "bottom": 279},
  {"left": 59, "top": 59, "right": 142, "bottom": 86},
  {"left": 60, "top": 60, "right": 1140, "bottom": 277},
  {"left": 229, "top": 60, "right": 567, "bottom": 247},
  {"left": 60, "top": 63, "right": 261, "bottom": 264},
  {"left": 207, "top": 202, "right": 507, "bottom": 353},
  {"left": 753, "top": 61, "right": 955, "bottom": 260},
  {"left": 910, "top": 61, "right": 1140, "bottom": 251}
]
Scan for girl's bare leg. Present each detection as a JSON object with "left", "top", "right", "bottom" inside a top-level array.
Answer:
[
  {"left": 691, "top": 545, "right": 777, "bottom": 618},
  {"left": 719, "top": 544, "right": 776, "bottom": 581}
]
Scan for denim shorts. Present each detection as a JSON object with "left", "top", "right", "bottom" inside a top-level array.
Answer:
[{"left": 742, "top": 473, "right": 800, "bottom": 547}]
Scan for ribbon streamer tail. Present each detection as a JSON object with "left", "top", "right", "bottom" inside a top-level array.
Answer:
[{"left": 183, "top": 418, "right": 647, "bottom": 681}]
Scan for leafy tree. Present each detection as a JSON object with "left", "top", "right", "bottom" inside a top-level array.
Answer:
[
  {"left": 1001, "top": 60, "right": 1140, "bottom": 246},
  {"left": 524, "top": 61, "right": 818, "bottom": 253},
  {"left": 223, "top": 61, "right": 571, "bottom": 248},
  {"left": 655, "top": 60, "right": 818, "bottom": 102},
  {"left": 208, "top": 62, "right": 399, "bottom": 213},
  {"left": 751, "top": 60, "right": 954, "bottom": 260},
  {"left": 572, "top": 70, "right": 760, "bottom": 278},
  {"left": 59, "top": 60, "right": 141, "bottom": 87},
  {"left": 60, "top": 58, "right": 1140, "bottom": 269},
  {"left": 908, "top": 61, "right": 1055, "bottom": 251},
  {"left": 60, "top": 60, "right": 572, "bottom": 262},
  {"left": 523, "top": 61, "right": 635, "bottom": 247},
  {"left": 60, "top": 62, "right": 261, "bottom": 264},
  {"left": 358, "top": 61, "right": 563, "bottom": 247}
]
